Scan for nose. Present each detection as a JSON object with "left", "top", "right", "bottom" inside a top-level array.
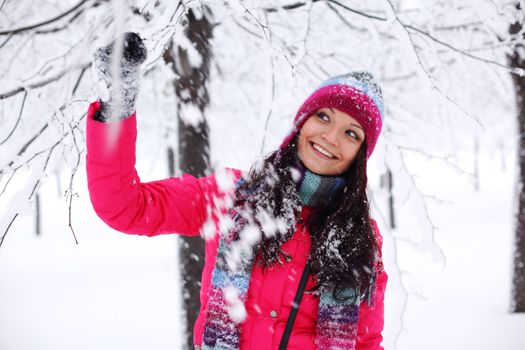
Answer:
[{"left": 321, "top": 126, "right": 339, "bottom": 146}]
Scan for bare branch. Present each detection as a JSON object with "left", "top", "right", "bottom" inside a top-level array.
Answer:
[
  {"left": 404, "top": 22, "right": 522, "bottom": 73},
  {"left": 0, "top": 32, "right": 12, "bottom": 49},
  {"left": 0, "top": 90, "right": 27, "bottom": 145},
  {"left": 0, "top": 214, "right": 17, "bottom": 247},
  {"left": 34, "top": 5, "right": 88, "bottom": 35},
  {"left": 259, "top": 11, "right": 277, "bottom": 154},
  {"left": 270, "top": 0, "right": 524, "bottom": 75},
  {"left": 239, "top": 2, "right": 270, "bottom": 41},
  {"left": 262, "top": 1, "right": 309, "bottom": 12},
  {"left": 0, "top": 141, "right": 60, "bottom": 248},
  {"left": 0, "top": 102, "right": 87, "bottom": 247},
  {"left": 433, "top": 21, "right": 484, "bottom": 31},
  {"left": 72, "top": 66, "right": 88, "bottom": 96},
  {"left": 232, "top": 17, "right": 263, "bottom": 39},
  {"left": 0, "top": 34, "right": 33, "bottom": 81},
  {"left": 466, "top": 37, "right": 522, "bottom": 52},
  {"left": 292, "top": 1, "right": 314, "bottom": 68},
  {"left": 397, "top": 145, "right": 476, "bottom": 180},
  {"left": 0, "top": 0, "right": 91, "bottom": 36},
  {"left": 0, "top": 123, "right": 48, "bottom": 179},
  {"left": 20, "top": 33, "right": 89, "bottom": 84},
  {"left": 327, "top": 2, "right": 368, "bottom": 33},
  {"left": 65, "top": 120, "right": 82, "bottom": 245},
  {"left": 0, "top": 102, "right": 87, "bottom": 180},
  {"left": 0, "top": 62, "right": 91, "bottom": 100},
  {"left": 262, "top": 0, "right": 388, "bottom": 21},
  {"left": 321, "top": 0, "right": 387, "bottom": 21},
  {"left": 385, "top": 0, "right": 487, "bottom": 130}
]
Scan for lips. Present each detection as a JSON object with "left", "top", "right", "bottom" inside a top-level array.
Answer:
[{"left": 311, "top": 142, "right": 337, "bottom": 159}]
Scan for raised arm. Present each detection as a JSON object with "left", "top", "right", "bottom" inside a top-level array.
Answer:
[
  {"left": 86, "top": 33, "right": 239, "bottom": 237},
  {"left": 87, "top": 102, "right": 210, "bottom": 236}
]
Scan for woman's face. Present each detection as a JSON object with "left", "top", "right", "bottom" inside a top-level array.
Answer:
[{"left": 297, "top": 108, "right": 365, "bottom": 176}]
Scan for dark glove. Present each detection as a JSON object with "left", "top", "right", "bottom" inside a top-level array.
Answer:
[{"left": 92, "top": 32, "right": 147, "bottom": 122}]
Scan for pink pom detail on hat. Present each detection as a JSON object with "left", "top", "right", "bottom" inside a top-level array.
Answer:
[{"left": 281, "top": 72, "right": 385, "bottom": 159}]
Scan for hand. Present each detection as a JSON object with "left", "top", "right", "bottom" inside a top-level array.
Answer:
[{"left": 92, "top": 32, "right": 147, "bottom": 122}]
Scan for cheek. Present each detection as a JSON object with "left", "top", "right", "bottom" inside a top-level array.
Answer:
[
  {"left": 297, "top": 125, "right": 313, "bottom": 150},
  {"left": 298, "top": 119, "right": 317, "bottom": 138},
  {"left": 341, "top": 145, "right": 360, "bottom": 166},
  {"left": 297, "top": 135, "right": 308, "bottom": 160}
]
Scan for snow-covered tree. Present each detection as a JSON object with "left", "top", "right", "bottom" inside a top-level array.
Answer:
[
  {"left": 162, "top": 6, "right": 214, "bottom": 349},
  {"left": 508, "top": 0, "right": 525, "bottom": 313}
]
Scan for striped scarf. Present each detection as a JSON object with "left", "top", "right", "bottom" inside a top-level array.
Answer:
[
  {"left": 295, "top": 162, "right": 345, "bottom": 208},
  {"left": 202, "top": 168, "right": 367, "bottom": 349}
]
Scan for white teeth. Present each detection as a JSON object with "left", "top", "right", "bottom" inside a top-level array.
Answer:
[{"left": 312, "top": 143, "right": 335, "bottom": 158}]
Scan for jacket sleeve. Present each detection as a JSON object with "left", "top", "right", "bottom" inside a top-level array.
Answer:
[
  {"left": 356, "top": 219, "right": 388, "bottom": 350},
  {"left": 85, "top": 101, "right": 239, "bottom": 237}
]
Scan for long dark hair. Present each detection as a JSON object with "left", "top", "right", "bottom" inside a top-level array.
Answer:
[{"left": 233, "top": 138, "right": 378, "bottom": 301}]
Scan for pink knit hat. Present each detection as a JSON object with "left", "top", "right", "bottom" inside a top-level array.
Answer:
[{"left": 281, "top": 72, "right": 384, "bottom": 159}]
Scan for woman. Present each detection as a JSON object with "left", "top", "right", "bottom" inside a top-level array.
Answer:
[{"left": 87, "top": 33, "right": 387, "bottom": 350}]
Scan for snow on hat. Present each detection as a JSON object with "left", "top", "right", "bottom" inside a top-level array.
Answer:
[{"left": 281, "top": 72, "right": 384, "bottom": 159}]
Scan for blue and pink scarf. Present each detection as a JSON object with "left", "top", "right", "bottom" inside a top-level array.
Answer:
[{"left": 201, "top": 166, "right": 377, "bottom": 349}]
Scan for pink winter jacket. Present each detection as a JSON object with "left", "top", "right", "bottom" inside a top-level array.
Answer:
[{"left": 86, "top": 101, "right": 387, "bottom": 349}]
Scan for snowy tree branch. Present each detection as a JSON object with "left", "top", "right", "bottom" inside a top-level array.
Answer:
[
  {"left": 326, "top": 3, "right": 368, "bottom": 33},
  {"left": 0, "top": 107, "right": 87, "bottom": 246},
  {"left": 262, "top": 0, "right": 388, "bottom": 21},
  {"left": 320, "top": 0, "right": 387, "bottom": 20},
  {"left": 64, "top": 120, "right": 82, "bottom": 245},
  {"left": 433, "top": 21, "right": 484, "bottom": 30},
  {"left": 0, "top": 214, "right": 18, "bottom": 247},
  {"left": 268, "top": 0, "right": 524, "bottom": 75},
  {"left": 0, "top": 32, "right": 13, "bottom": 49},
  {"left": 403, "top": 22, "right": 523, "bottom": 73},
  {"left": 397, "top": 145, "right": 476, "bottom": 180},
  {"left": 0, "top": 103, "right": 87, "bottom": 178},
  {"left": 384, "top": 0, "right": 486, "bottom": 129},
  {"left": 33, "top": 6, "right": 89, "bottom": 35},
  {"left": 0, "top": 0, "right": 92, "bottom": 36},
  {"left": 0, "top": 90, "right": 27, "bottom": 146},
  {"left": 0, "top": 123, "right": 49, "bottom": 180},
  {"left": 0, "top": 62, "right": 91, "bottom": 100},
  {"left": 259, "top": 11, "right": 277, "bottom": 154},
  {"left": 0, "top": 144, "right": 58, "bottom": 248},
  {"left": 72, "top": 66, "right": 89, "bottom": 96}
]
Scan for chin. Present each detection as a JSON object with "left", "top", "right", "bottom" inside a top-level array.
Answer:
[
  {"left": 298, "top": 151, "right": 340, "bottom": 175},
  {"left": 305, "top": 163, "right": 337, "bottom": 176}
]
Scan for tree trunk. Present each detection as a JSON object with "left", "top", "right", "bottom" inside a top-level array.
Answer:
[
  {"left": 35, "top": 192, "right": 41, "bottom": 235},
  {"left": 473, "top": 136, "right": 480, "bottom": 192},
  {"left": 509, "top": 3, "right": 525, "bottom": 313},
  {"left": 380, "top": 169, "right": 396, "bottom": 229},
  {"left": 163, "top": 7, "right": 214, "bottom": 348}
]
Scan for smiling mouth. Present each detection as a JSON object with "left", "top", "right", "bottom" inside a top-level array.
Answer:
[{"left": 311, "top": 142, "right": 337, "bottom": 159}]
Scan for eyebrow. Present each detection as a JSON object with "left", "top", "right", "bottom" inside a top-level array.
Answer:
[
  {"left": 351, "top": 123, "right": 364, "bottom": 131},
  {"left": 327, "top": 108, "right": 364, "bottom": 132}
]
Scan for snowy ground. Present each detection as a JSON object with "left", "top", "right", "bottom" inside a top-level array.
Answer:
[{"left": 1, "top": 146, "right": 525, "bottom": 350}]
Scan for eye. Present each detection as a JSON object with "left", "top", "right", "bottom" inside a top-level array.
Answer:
[
  {"left": 316, "top": 112, "right": 330, "bottom": 122},
  {"left": 346, "top": 129, "right": 360, "bottom": 140}
]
